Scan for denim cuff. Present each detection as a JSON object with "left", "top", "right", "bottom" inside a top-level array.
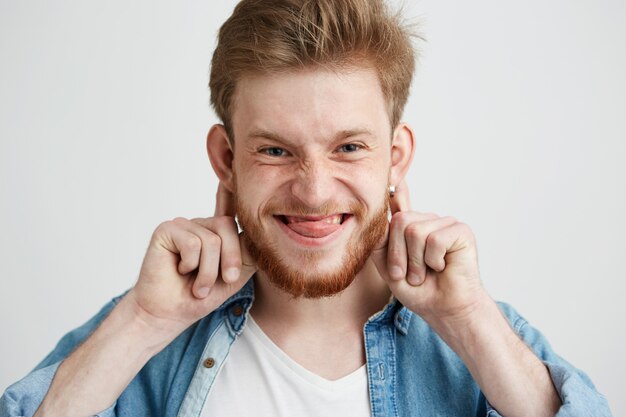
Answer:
[
  {"left": 544, "top": 360, "right": 611, "bottom": 416},
  {"left": 483, "top": 359, "right": 612, "bottom": 416},
  {"left": 94, "top": 402, "right": 117, "bottom": 417},
  {"left": 485, "top": 400, "right": 503, "bottom": 417},
  {"left": 1, "top": 361, "right": 119, "bottom": 417}
]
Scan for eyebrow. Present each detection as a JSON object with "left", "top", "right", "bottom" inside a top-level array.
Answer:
[{"left": 246, "top": 128, "right": 374, "bottom": 144}]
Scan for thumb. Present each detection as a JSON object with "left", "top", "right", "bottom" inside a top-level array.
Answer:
[
  {"left": 214, "top": 182, "right": 237, "bottom": 217},
  {"left": 389, "top": 179, "right": 411, "bottom": 214},
  {"left": 212, "top": 233, "right": 257, "bottom": 300},
  {"left": 369, "top": 223, "right": 390, "bottom": 281},
  {"left": 239, "top": 232, "right": 257, "bottom": 280}
]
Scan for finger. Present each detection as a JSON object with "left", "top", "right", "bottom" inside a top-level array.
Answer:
[
  {"left": 214, "top": 182, "right": 236, "bottom": 217},
  {"left": 191, "top": 216, "right": 243, "bottom": 285},
  {"left": 216, "top": 217, "right": 243, "bottom": 284},
  {"left": 215, "top": 233, "right": 257, "bottom": 287},
  {"left": 174, "top": 219, "right": 222, "bottom": 298},
  {"left": 239, "top": 233, "right": 258, "bottom": 279},
  {"left": 162, "top": 219, "right": 202, "bottom": 276},
  {"left": 190, "top": 230, "right": 221, "bottom": 298},
  {"left": 207, "top": 233, "right": 258, "bottom": 301},
  {"left": 405, "top": 216, "right": 458, "bottom": 286},
  {"left": 369, "top": 222, "right": 390, "bottom": 280},
  {"left": 389, "top": 179, "right": 411, "bottom": 214},
  {"left": 387, "top": 211, "right": 438, "bottom": 280},
  {"left": 423, "top": 222, "right": 474, "bottom": 276},
  {"left": 219, "top": 217, "right": 242, "bottom": 283}
]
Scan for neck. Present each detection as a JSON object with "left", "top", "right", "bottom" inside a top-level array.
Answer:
[
  {"left": 250, "top": 258, "right": 391, "bottom": 334},
  {"left": 248, "top": 258, "right": 390, "bottom": 380}
]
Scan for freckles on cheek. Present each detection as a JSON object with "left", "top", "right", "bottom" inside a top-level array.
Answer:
[
  {"left": 235, "top": 168, "right": 281, "bottom": 203},
  {"left": 239, "top": 166, "right": 279, "bottom": 186},
  {"left": 350, "top": 163, "right": 389, "bottom": 187}
]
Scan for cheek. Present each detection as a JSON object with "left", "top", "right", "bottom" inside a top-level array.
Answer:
[
  {"left": 234, "top": 167, "right": 284, "bottom": 215},
  {"left": 357, "top": 166, "right": 391, "bottom": 213},
  {"left": 342, "top": 159, "right": 390, "bottom": 194},
  {"left": 236, "top": 166, "right": 285, "bottom": 194}
]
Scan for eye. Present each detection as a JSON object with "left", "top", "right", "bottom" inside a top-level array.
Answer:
[
  {"left": 337, "top": 143, "right": 362, "bottom": 153},
  {"left": 261, "top": 147, "right": 288, "bottom": 157}
]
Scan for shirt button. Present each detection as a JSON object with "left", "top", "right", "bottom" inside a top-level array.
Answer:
[
  {"left": 203, "top": 357, "right": 216, "bottom": 368},
  {"left": 232, "top": 305, "right": 244, "bottom": 316}
]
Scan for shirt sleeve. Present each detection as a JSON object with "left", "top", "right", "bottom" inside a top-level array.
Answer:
[
  {"left": 484, "top": 302, "right": 612, "bottom": 417},
  {"left": 0, "top": 292, "right": 128, "bottom": 417}
]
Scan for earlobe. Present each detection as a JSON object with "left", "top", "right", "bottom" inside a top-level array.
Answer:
[
  {"left": 206, "top": 124, "right": 235, "bottom": 192},
  {"left": 389, "top": 123, "right": 415, "bottom": 186}
]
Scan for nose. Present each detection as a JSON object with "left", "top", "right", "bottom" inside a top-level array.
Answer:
[{"left": 290, "top": 158, "right": 336, "bottom": 209}]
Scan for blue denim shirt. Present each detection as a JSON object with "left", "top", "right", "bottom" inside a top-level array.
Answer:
[{"left": 1, "top": 279, "right": 611, "bottom": 417}]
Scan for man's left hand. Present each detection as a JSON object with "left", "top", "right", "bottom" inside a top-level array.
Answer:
[{"left": 371, "top": 180, "right": 491, "bottom": 327}]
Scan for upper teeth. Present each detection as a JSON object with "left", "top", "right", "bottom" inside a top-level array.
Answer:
[{"left": 322, "top": 215, "right": 342, "bottom": 224}]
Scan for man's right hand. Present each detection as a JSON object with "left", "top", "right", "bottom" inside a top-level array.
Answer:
[
  {"left": 128, "top": 183, "right": 257, "bottom": 335},
  {"left": 33, "top": 184, "right": 256, "bottom": 417}
]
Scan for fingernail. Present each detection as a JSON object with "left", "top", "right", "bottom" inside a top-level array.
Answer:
[
  {"left": 224, "top": 267, "right": 240, "bottom": 283},
  {"left": 390, "top": 266, "right": 404, "bottom": 280},
  {"left": 407, "top": 273, "right": 423, "bottom": 286},
  {"left": 196, "top": 287, "right": 210, "bottom": 298}
]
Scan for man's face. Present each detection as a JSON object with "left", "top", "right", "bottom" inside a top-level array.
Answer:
[{"left": 230, "top": 67, "right": 392, "bottom": 298}]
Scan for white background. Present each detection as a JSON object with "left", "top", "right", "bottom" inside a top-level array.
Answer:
[{"left": 1, "top": 0, "right": 624, "bottom": 414}]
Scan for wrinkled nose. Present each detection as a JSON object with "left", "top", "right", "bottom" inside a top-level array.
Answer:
[{"left": 290, "top": 160, "right": 336, "bottom": 209}]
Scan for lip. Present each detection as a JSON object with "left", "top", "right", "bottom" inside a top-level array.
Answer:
[
  {"left": 284, "top": 214, "right": 339, "bottom": 223},
  {"left": 274, "top": 214, "right": 352, "bottom": 247}
]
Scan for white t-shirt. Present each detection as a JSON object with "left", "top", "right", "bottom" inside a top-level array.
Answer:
[{"left": 201, "top": 315, "right": 372, "bottom": 417}]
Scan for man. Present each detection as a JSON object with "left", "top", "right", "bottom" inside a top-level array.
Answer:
[{"left": 1, "top": 0, "right": 611, "bottom": 416}]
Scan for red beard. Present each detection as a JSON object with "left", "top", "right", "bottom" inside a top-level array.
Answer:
[{"left": 235, "top": 191, "right": 389, "bottom": 298}]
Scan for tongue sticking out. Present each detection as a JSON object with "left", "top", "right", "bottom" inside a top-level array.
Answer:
[{"left": 284, "top": 214, "right": 343, "bottom": 238}]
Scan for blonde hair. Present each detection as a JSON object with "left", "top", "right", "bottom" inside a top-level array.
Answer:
[{"left": 209, "top": 0, "right": 420, "bottom": 139}]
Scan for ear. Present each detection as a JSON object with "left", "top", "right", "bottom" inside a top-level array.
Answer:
[
  {"left": 206, "top": 124, "right": 235, "bottom": 192},
  {"left": 389, "top": 123, "right": 415, "bottom": 186}
]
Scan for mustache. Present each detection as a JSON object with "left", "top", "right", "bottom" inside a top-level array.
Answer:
[{"left": 259, "top": 200, "right": 367, "bottom": 219}]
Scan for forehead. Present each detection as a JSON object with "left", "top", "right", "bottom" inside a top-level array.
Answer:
[{"left": 230, "top": 67, "right": 391, "bottom": 143}]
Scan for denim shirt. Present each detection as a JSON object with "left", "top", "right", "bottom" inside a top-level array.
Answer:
[{"left": 1, "top": 279, "right": 611, "bottom": 417}]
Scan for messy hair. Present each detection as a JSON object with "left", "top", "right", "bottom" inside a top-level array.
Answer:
[{"left": 209, "top": 0, "right": 420, "bottom": 139}]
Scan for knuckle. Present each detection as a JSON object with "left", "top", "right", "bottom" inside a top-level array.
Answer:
[
  {"left": 391, "top": 213, "right": 412, "bottom": 234},
  {"left": 203, "top": 232, "right": 222, "bottom": 249},
  {"left": 172, "top": 216, "right": 188, "bottom": 225},
  {"left": 395, "top": 211, "right": 408, "bottom": 221},
  {"left": 457, "top": 222, "right": 474, "bottom": 236},
  {"left": 404, "top": 224, "right": 422, "bottom": 240},
  {"left": 426, "top": 232, "right": 441, "bottom": 247},
  {"left": 388, "top": 214, "right": 400, "bottom": 229},
  {"left": 154, "top": 220, "right": 170, "bottom": 234},
  {"left": 420, "top": 212, "right": 439, "bottom": 220},
  {"left": 189, "top": 217, "right": 205, "bottom": 225},
  {"left": 153, "top": 220, "right": 175, "bottom": 238},
  {"left": 391, "top": 211, "right": 408, "bottom": 226},
  {"left": 184, "top": 236, "right": 202, "bottom": 252}
]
